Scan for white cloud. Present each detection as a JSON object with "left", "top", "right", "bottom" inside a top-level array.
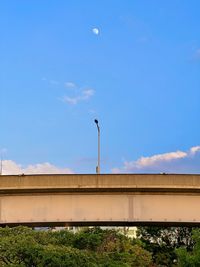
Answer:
[
  {"left": 1, "top": 160, "right": 73, "bottom": 175},
  {"left": 132, "top": 151, "right": 187, "bottom": 168},
  {"left": 63, "top": 89, "right": 95, "bottom": 105},
  {"left": 190, "top": 146, "right": 200, "bottom": 155},
  {"left": 65, "top": 82, "right": 76, "bottom": 88},
  {"left": 82, "top": 89, "right": 94, "bottom": 99},
  {"left": 112, "top": 146, "right": 200, "bottom": 174},
  {"left": 1, "top": 160, "right": 21, "bottom": 174},
  {"left": 63, "top": 96, "right": 80, "bottom": 105}
]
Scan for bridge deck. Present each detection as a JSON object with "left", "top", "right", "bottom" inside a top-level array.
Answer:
[{"left": 1, "top": 174, "right": 200, "bottom": 226}]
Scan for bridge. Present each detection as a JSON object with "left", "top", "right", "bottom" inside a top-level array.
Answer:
[{"left": 0, "top": 173, "right": 200, "bottom": 226}]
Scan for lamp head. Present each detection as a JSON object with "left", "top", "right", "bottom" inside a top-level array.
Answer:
[{"left": 94, "top": 119, "right": 98, "bottom": 125}]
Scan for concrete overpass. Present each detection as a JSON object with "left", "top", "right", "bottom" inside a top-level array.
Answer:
[{"left": 0, "top": 173, "right": 200, "bottom": 226}]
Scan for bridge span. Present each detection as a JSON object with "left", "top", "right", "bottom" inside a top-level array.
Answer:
[{"left": 0, "top": 173, "right": 200, "bottom": 226}]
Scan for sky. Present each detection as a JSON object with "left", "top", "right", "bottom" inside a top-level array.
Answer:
[{"left": 0, "top": 1, "right": 200, "bottom": 175}]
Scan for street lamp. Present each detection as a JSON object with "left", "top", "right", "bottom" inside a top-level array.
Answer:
[{"left": 94, "top": 119, "right": 100, "bottom": 174}]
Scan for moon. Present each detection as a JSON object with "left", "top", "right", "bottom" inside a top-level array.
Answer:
[{"left": 92, "top": 28, "right": 99, "bottom": 35}]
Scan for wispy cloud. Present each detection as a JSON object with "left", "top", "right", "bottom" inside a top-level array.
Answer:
[
  {"left": 112, "top": 146, "right": 200, "bottom": 174},
  {"left": 82, "top": 89, "right": 94, "bottom": 99},
  {"left": 42, "top": 78, "right": 95, "bottom": 105},
  {"left": 190, "top": 146, "right": 200, "bottom": 155},
  {"left": 63, "top": 96, "right": 79, "bottom": 105},
  {"left": 64, "top": 82, "right": 76, "bottom": 88},
  {"left": 1, "top": 160, "right": 73, "bottom": 175},
  {"left": 132, "top": 151, "right": 187, "bottom": 168},
  {"left": 49, "top": 80, "right": 59, "bottom": 85},
  {"left": 62, "top": 88, "right": 95, "bottom": 105},
  {"left": 42, "top": 77, "right": 59, "bottom": 86}
]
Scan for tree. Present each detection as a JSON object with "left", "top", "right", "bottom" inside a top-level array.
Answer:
[
  {"left": 74, "top": 227, "right": 152, "bottom": 267},
  {"left": 176, "top": 229, "right": 200, "bottom": 267},
  {"left": 0, "top": 226, "right": 153, "bottom": 267},
  {"left": 137, "top": 226, "right": 194, "bottom": 266}
]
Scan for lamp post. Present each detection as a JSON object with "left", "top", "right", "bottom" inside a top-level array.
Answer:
[
  {"left": 94, "top": 119, "right": 100, "bottom": 174},
  {"left": 0, "top": 150, "right": 4, "bottom": 175},
  {"left": 0, "top": 157, "right": 2, "bottom": 175}
]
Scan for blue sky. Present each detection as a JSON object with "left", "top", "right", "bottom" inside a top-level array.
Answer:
[{"left": 0, "top": 1, "right": 200, "bottom": 174}]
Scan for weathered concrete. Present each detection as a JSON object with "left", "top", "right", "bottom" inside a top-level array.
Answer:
[
  {"left": 1, "top": 173, "right": 200, "bottom": 192},
  {"left": 0, "top": 174, "right": 200, "bottom": 226}
]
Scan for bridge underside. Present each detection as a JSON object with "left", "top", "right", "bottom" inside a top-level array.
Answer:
[
  {"left": 1, "top": 192, "right": 200, "bottom": 227},
  {"left": 1, "top": 173, "right": 200, "bottom": 227}
]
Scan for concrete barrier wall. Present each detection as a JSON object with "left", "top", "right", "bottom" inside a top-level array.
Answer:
[{"left": 1, "top": 174, "right": 200, "bottom": 191}]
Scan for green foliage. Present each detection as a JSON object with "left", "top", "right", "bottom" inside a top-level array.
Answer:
[
  {"left": 73, "top": 227, "right": 152, "bottom": 266},
  {"left": 73, "top": 227, "right": 104, "bottom": 250},
  {"left": 0, "top": 226, "right": 152, "bottom": 267},
  {"left": 137, "top": 226, "right": 193, "bottom": 249},
  {"left": 1, "top": 226, "right": 198, "bottom": 267},
  {"left": 176, "top": 229, "right": 200, "bottom": 267},
  {"left": 137, "top": 226, "right": 194, "bottom": 267}
]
